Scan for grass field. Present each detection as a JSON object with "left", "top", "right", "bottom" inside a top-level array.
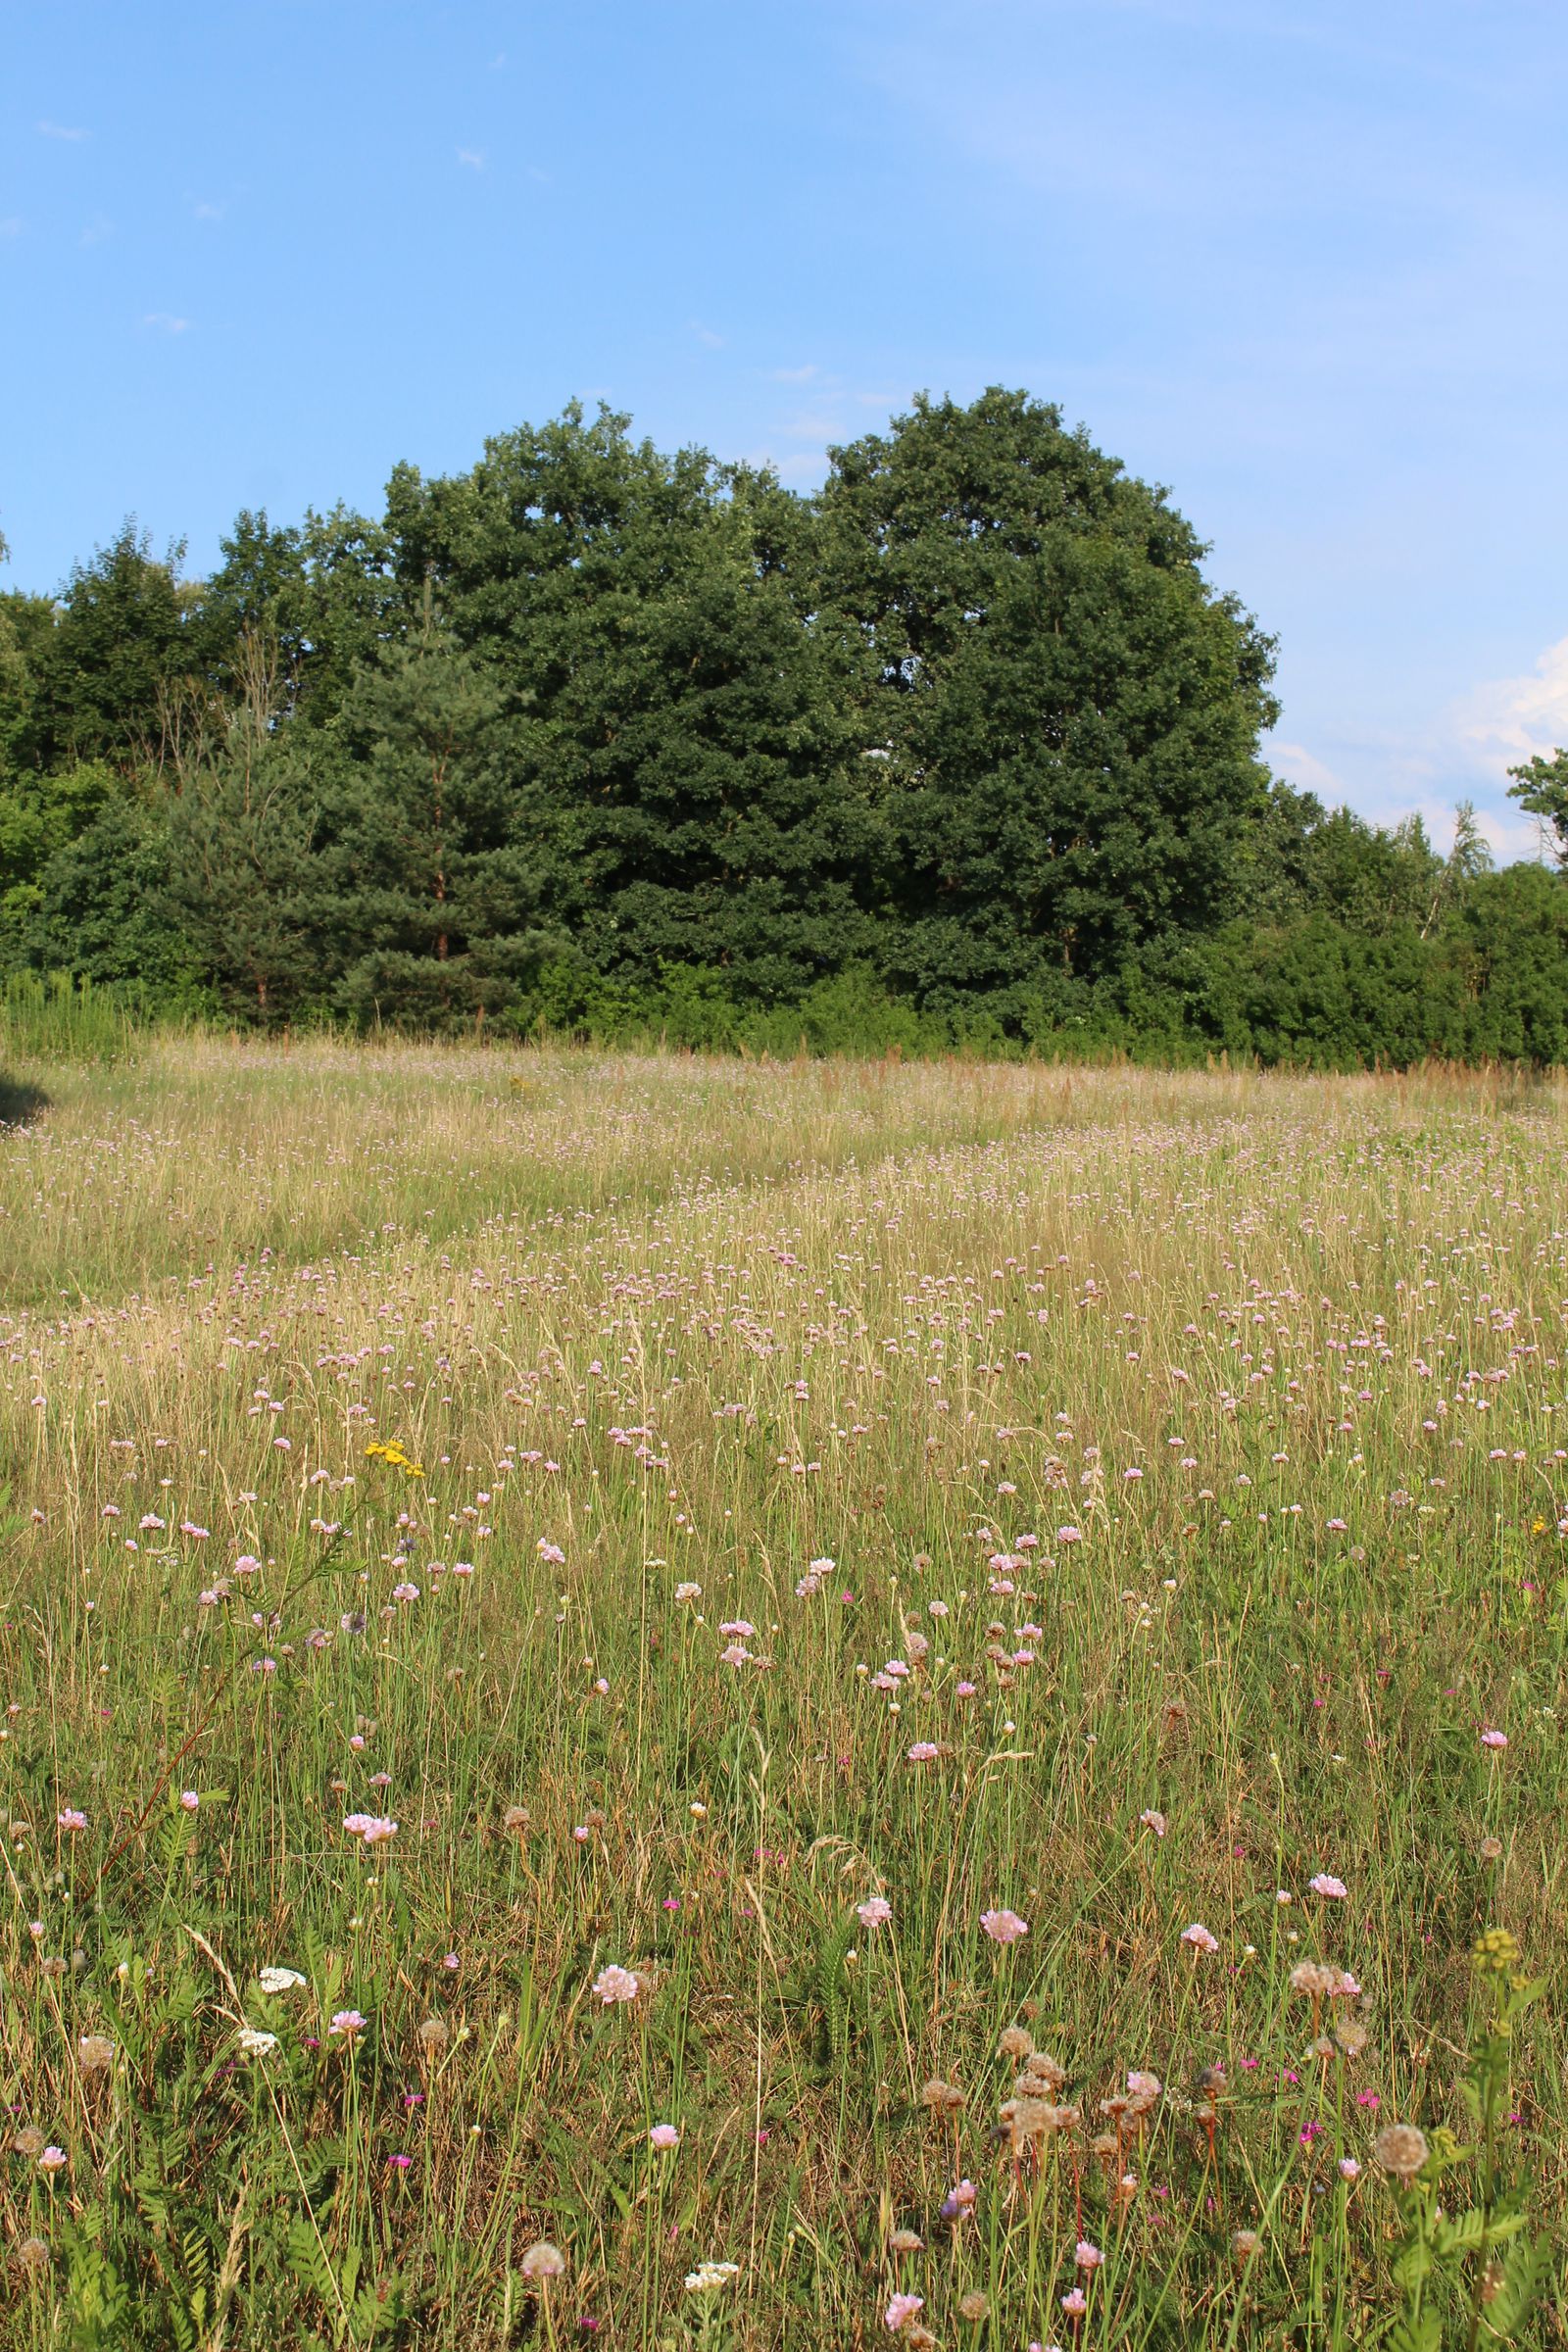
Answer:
[{"left": 0, "top": 1039, "right": 1564, "bottom": 2349}]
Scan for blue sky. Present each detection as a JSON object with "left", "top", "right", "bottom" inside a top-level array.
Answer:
[{"left": 4, "top": 0, "right": 1566, "bottom": 857}]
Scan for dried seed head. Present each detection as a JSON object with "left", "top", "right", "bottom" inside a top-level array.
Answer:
[
  {"left": 889, "top": 2228, "right": 923, "bottom": 2254},
  {"left": 958, "top": 2290, "right": 989, "bottom": 2323},
  {"left": 519, "top": 2241, "right": 566, "bottom": 2280},
  {"left": 16, "top": 2236, "right": 50, "bottom": 2274},
  {"left": 1373, "top": 2124, "right": 1430, "bottom": 2180},
  {"left": 416, "top": 2017, "right": 450, "bottom": 2052},
  {"left": 76, "top": 2035, "right": 115, "bottom": 2075},
  {"left": 998, "top": 2025, "right": 1034, "bottom": 2061},
  {"left": 1022, "top": 2049, "right": 1066, "bottom": 2091},
  {"left": 1335, "top": 2019, "right": 1369, "bottom": 2057},
  {"left": 13, "top": 2127, "right": 45, "bottom": 2159},
  {"left": 1232, "top": 2229, "right": 1261, "bottom": 2262},
  {"left": 920, "top": 2078, "right": 965, "bottom": 2115}
]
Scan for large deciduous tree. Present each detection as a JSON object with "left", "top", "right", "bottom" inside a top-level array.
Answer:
[
  {"left": 815, "top": 387, "right": 1279, "bottom": 1010},
  {"left": 386, "top": 402, "right": 876, "bottom": 1002}
]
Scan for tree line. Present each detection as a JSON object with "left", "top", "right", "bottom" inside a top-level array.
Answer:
[{"left": 4, "top": 387, "right": 1566, "bottom": 1066}]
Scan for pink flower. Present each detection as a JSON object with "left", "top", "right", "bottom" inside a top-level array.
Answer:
[
  {"left": 1061, "top": 2287, "right": 1088, "bottom": 2315},
  {"left": 1481, "top": 1728, "right": 1508, "bottom": 1750},
  {"left": 1339, "top": 2157, "right": 1361, "bottom": 2180},
  {"left": 592, "top": 1964, "right": 641, "bottom": 2004},
  {"left": 56, "top": 1809, "right": 88, "bottom": 1833},
  {"left": 1309, "top": 1874, "right": 1348, "bottom": 1899},
  {"left": 649, "top": 2123, "right": 680, "bottom": 2150},
  {"left": 906, "top": 1741, "right": 940, "bottom": 1763},
  {"left": 37, "top": 2145, "right": 67, "bottom": 2173},
  {"left": 956, "top": 1680, "right": 977, "bottom": 1697},
  {"left": 857, "top": 1896, "right": 893, "bottom": 1930},
  {"left": 1139, "top": 1809, "right": 1166, "bottom": 1837},
  {"left": 342, "top": 1813, "right": 398, "bottom": 1844},
  {"left": 1181, "top": 1922, "right": 1218, "bottom": 1953},
  {"left": 885, "top": 2293, "right": 925, "bottom": 2331},
  {"left": 328, "top": 2009, "right": 367, "bottom": 2038},
  {"left": 179, "top": 1790, "right": 200, "bottom": 1812},
  {"left": 1056, "top": 1525, "right": 1082, "bottom": 1544},
  {"left": 1076, "top": 2239, "right": 1103, "bottom": 2268},
  {"left": 980, "top": 1907, "right": 1029, "bottom": 1944}
]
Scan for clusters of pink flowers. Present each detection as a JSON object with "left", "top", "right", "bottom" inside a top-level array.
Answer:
[{"left": 343, "top": 1813, "right": 398, "bottom": 1844}]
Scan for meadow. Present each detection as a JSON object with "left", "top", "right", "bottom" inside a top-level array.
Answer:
[{"left": 0, "top": 1037, "right": 1564, "bottom": 2349}]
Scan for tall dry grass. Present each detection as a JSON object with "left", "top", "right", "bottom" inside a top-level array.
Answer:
[{"left": 0, "top": 1044, "right": 1562, "bottom": 2345}]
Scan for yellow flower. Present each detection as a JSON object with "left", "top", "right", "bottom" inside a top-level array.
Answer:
[{"left": 1472, "top": 1927, "right": 1521, "bottom": 1976}]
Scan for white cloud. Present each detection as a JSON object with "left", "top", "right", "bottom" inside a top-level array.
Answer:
[
  {"left": 142, "top": 312, "right": 191, "bottom": 334},
  {"left": 37, "top": 119, "right": 87, "bottom": 141},
  {"left": 767, "top": 452, "right": 829, "bottom": 485},
  {"left": 689, "top": 320, "right": 724, "bottom": 349},
  {"left": 769, "top": 363, "right": 818, "bottom": 383},
  {"left": 1453, "top": 634, "right": 1568, "bottom": 775},
  {"left": 1267, "top": 738, "right": 1346, "bottom": 799},
  {"left": 457, "top": 147, "right": 486, "bottom": 171},
  {"left": 193, "top": 200, "right": 224, "bottom": 221}
]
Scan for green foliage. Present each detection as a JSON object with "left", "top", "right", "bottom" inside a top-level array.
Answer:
[
  {"left": 1374, "top": 1934, "right": 1551, "bottom": 2351},
  {"left": 1506, "top": 746, "right": 1568, "bottom": 864},
  {"left": 815, "top": 386, "right": 1278, "bottom": 995},
  {"left": 6, "top": 396, "right": 1568, "bottom": 1066},
  {"left": 0, "top": 969, "right": 134, "bottom": 1063}
]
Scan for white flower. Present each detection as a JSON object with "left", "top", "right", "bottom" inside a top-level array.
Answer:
[
  {"left": 238, "top": 2028, "right": 278, "bottom": 2056},
  {"left": 685, "top": 2261, "right": 741, "bottom": 2293},
  {"left": 257, "top": 1966, "right": 307, "bottom": 1994}
]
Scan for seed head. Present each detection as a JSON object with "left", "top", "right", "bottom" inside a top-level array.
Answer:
[{"left": 1373, "top": 2123, "right": 1430, "bottom": 2180}]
